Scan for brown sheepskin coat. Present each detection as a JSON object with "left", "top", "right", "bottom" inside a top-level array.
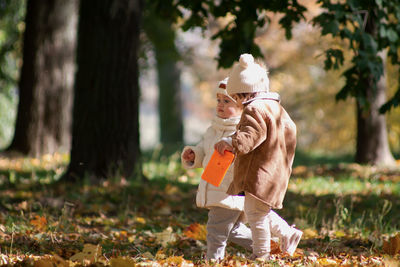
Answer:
[{"left": 227, "top": 97, "right": 296, "bottom": 209}]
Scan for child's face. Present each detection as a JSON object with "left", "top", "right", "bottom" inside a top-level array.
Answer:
[{"left": 216, "top": 94, "right": 241, "bottom": 119}]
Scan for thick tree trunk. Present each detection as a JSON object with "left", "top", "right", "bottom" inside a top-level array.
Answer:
[
  {"left": 64, "top": 0, "right": 142, "bottom": 181},
  {"left": 6, "top": 0, "right": 77, "bottom": 157},
  {"left": 143, "top": 10, "right": 183, "bottom": 146},
  {"left": 355, "top": 11, "right": 395, "bottom": 166}
]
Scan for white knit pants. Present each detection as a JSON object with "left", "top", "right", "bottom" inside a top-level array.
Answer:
[
  {"left": 244, "top": 193, "right": 271, "bottom": 257},
  {"left": 206, "top": 207, "right": 252, "bottom": 260}
]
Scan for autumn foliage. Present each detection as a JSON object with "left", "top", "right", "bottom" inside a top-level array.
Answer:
[{"left": 0, "top": 153, "right": 399, "bottom": 266}]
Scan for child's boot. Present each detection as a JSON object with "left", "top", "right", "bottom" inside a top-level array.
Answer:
[{"left": 281, "top": 226, "right": 302, "bottom": 256}]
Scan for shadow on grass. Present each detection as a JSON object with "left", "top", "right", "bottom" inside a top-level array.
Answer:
[{"left": 293, "top": 150, "right": 354, "bottom": 167}]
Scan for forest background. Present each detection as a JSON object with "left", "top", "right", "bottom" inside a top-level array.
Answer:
[
  {"left": 0, "top": 0, "right": 400, "bottom": 266},
  {"left": 1, "top": 1, "right": 400, "bottom": 156}
]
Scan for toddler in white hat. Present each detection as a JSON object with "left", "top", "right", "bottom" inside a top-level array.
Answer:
[
  {"left": 215, "top": 54, "right": 302, "bottom": 260},
  {"left": 181, "top": 78, "right": 252, "bottom": 260}
]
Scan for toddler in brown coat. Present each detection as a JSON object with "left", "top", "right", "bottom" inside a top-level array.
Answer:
[{"left": 215, "top": 53, "right": 302, "bottom": 259}]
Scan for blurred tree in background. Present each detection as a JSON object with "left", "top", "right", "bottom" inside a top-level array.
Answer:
[
  {"left": 5, "top": 0, "right": 78, "bottom": 157},
  {"left": 0, "top": 0, "right": 399, "bottom": 184},
  {"left": 313, "top": 0, "right": 400, "bottom": 165},
  {"left": 142, "top": 1, "right": 184, "bottom": 149},
  {"left": 0, "top": 0, "right": 25, "bottom": 148},
  {"left": 154, "top": 0, "right": 400, "bottom": 165}
]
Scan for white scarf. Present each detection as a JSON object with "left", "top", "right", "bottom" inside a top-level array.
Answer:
[{"left": 211, "top": 116, "right": 240, "bottom": 132}]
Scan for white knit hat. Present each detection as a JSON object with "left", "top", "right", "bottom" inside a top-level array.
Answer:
[
  {"left": 216, "top": 77, "right": 236, "bottom": 102},
  {"left": 227, "top": 53, "right": 270, "bottom": 95}
]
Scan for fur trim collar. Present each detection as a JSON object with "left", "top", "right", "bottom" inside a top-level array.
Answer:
[{"left": 243, "top": 92, "right": 281, "bottom": 105}]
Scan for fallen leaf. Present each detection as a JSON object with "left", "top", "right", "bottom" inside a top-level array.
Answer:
[
  {"left": 110, "top": 256, "right": 136, "bottom": 267},
  {"left": 141, "top": 251, "right": 154, "bottom": 259},
  {"left": 155, "top": 226, "right": 176, "bottom": 247},
  {"left": 318, "top": 257, "right": 339, "bottom": 266},
  {"left": 34, "top": 255, "right": 68, "bottom": 267},
  {"left": 30, "top": 215, "right": 47, "bottom": 231},
  {"left": 271, "top": 239, "right": 281, "bottom": 254},
  {"left": 155, "top": 249, "right": 167, "bottom": 260},
  {"left": 162, "top": 256, "right": 194, "bottom": 266},
  {"left": 165, "top": 184, "right": 179, "bottom": 195},
  {"left": 70, "top": 244, "right": 101, "bottom": 264},
  {"left": 334, "top": 230, "right": 346, "bottom": 238},
  {"left": 383, "top": 233, "right": 400, "bottom": 255},
  {"left": 135, "top": 217, "right": 146, "bottom": 224},
  {"left": 183, "top": 223, "right": 207, "bottom": 241},
  {"left": 303, "top": 228, "right": 318, "bottom": 238}
]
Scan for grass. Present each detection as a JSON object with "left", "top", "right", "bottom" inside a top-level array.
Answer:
[{"left": 0, "top": 149, "right": 399, "bottom": 265}]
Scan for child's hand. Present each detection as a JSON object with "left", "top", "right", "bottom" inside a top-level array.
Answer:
[
  {"left": 182, "top": 149, "right": 195, "bottom": 161},
  {"left": 214, "top": 141, "right": 233, "bottom": 155}
]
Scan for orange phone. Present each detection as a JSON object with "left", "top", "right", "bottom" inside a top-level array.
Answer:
[{"left": 201, "top": 150, "right": 235, "bottom": 187}]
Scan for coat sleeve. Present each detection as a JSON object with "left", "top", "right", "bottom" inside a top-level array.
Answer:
[
  {"left": 181, "top": 140, "right": 205, "bottom": 169},
  {"left": 232, "top": 106, "right": 268, "bottom": 155}
]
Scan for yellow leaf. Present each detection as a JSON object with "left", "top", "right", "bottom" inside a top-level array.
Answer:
[
  {"left": 383, "top": 233, "right": 400, "bottom": 255},
  {"left": 30, "top": 215, "right": 47, "bottom": 231},
  {"left": 141, "top": 251, "right": 154, "bottom": 259},
  {"left": 34, "top": 255, "right": 68, "bottom": 267},
  {"left": 110, "top": 256, "right": 136, "bottom": 267},
  {"left": 164, "top": 256, "right": 185, "bottom": 265},
  {"left": 155, "top": 226, "right": 176, "bottom": 247},
  {"left": 165, "top": 184, "right": 179, "bottom": 195},
  {"left": 155, "top": 249, "right": 167, "bottom": 260},
  {"left": 318, "top": 257, "right": 339, "bottom": 266},
  {"left": 334, "top": 230, "right": 346, "bottom": 238},
  {"left": 135, "top": 217, "right": 146, "bottom": 224},
  {"left": 303, "top": 228, "right": 318, "bottom": 238},
  {"left": 70, "top": 244, "right": 101, "bottom": 264}
]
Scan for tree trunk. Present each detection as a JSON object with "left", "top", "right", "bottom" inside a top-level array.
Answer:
[
  {"left": 355, "top": 62, "right": 395, "bottom": 165},
  {"left": 156, "top": 44, "right": 183, "bottom": 146},
  {"left": 143, "top": 9, "right": 183, "bottom": 147},
  {"left": 355, "top": 11, "right": 395, "bottom": 166},
  {"left": 63, "top": 0, "right": 142, "bottom": 181},
  {"left": 6, "top": 0, "right": 77, "bottom": 157}
]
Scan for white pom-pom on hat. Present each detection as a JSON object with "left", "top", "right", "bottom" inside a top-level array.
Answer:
[
  {"left": 227, "top": 53, "right": 270, "bottom": 94},
  {"left": 239, "top": 54, "right": 254, "bottom": 68}
]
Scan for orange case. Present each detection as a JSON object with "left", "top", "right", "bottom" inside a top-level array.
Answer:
[{"left": 201, "top": 150, "right": 235, "bottom": 187}]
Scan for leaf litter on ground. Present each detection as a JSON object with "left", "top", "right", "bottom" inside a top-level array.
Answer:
[{"left": 0, "top": 154, "right": 399, "bottom": 266}]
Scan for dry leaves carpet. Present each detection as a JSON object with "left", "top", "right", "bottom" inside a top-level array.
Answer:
[{"left": 0, "top": 153, "right": 399, "bottom": 266}]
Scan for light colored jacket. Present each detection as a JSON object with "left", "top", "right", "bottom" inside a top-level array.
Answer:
[
  {"left": 227, "top": 96, "right": 296, "bottom": 209},
  {"left": 181, "top": 116, "right": 244, "bottom": 211}
]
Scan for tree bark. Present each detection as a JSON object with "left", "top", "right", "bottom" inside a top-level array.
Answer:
[
  {"left": 63, "top": 0, "right": 142, "bottom": 181},
  {"left": 6, "top": 0, "right": 77, "bottom": 157},
  {"left": 355, "top": 11, "right": 395, "bottom": 166}
]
